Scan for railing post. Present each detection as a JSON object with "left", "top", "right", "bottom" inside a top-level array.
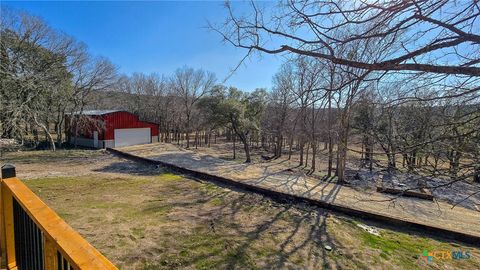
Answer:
[
  {"left": 1, "top": 164, "right": 16, "bottom": 179},
  {"left": 0, "top": 175, "right": 4, "bottom": 269},
  {"left": 1, "top": 164, "right": 17, "bottom": 270},
  {"left": 44, "top": 236, "right": 58, "bottom": 270}
]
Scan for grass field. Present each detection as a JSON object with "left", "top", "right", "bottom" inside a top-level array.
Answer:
[{"left": 3, "top": 149, "right": 479, "bottom": 269}]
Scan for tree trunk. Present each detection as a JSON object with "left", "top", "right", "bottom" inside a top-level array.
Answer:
[
  {"left": 55, "top": 108, "right": 65, "bottom": 145},
  {"left": 261, "top": 135, "right": 266, "bottom": 150},
  {"left": 327, "top": 72, "right": 334, "bottom": 178},
  {"left": 73, "top": 119, "right": 79, "bottom": 148},
  {"left": 337, "top": 139, "right": 347, "bottom": 183},
  {"left": 407, "top": 151, "right": 417, "bottom": 172},
  {"left": 194, "top": 131, "right": 198, "bottom": 149},
  {"left": 449, "top": 150, "right": 461, "bottom": 178},
  {"left": 386, "top": 151, "right": 396, "bottom": 172},
  {"left": 305, "top": 143, "right": 310, "bottom": 167},
  {"left": 276, "top": 135, "right": 283, "bottom": 158},
  {"left": 33, "top": 127, "right": 39, "bottom": 147},
  {"left": 365, "top": 136, "right": 373, "bottom": 172},
  {"left": 242, "top": 136, "right": 251, "bottom": 163},
  {"left": 327, "top": 138, "right": 334, "bottom": 178},
  {"left": 33, "top": 115, "right": 55, "bottom": 151},
  {"left": 311, "top": 142, "right": 317, "bottom": 172},
  {"left": 232, "top": 132, "right": 236, "bottom": 159},
  {"left": 44, "top": 120, "right": 49, "bottom": 143},
  {"left": 336, "top": 108, "right": 351, "bottom": 184},
  {"left": 299, "top": 141, "right": 304, "bottom": 166},
  {"left": 288, "top": 137, "right": 293, "bottom": 160}
]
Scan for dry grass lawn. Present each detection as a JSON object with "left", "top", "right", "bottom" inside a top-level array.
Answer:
[{"left": 2, "top": 149, "right": 479, "bottom": 269}]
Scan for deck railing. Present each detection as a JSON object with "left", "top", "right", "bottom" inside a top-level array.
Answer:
[{"left": 0, "top": 165, "right": 118, "bottom": 270}]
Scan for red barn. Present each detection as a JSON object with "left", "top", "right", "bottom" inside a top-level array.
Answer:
[{"left": 66, "top": 110, "right": 159, "bottom": 148}]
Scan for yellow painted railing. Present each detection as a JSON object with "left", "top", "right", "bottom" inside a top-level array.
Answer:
[{"left": 0, "top": 165, "right": 117, "bottom": 270}]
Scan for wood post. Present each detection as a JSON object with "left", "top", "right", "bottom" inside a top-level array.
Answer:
[
  {"left": 1, "top": 172, "right": 16, "bottom": 269},
  {"left": 1, "top": 164, "right": 15, "bottom": 179},
  {"left": 1, "top": 164, "right": 17, "bottom": 269},
  {"left": 44, "top": 236, "right": 58, "bottom": 270},
  {"left": 0, "top": 179, "right": 4, "bottom": 269}
]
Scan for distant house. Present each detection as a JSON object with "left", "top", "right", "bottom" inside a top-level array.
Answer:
[{"left": 66, "top": 110, "right": 159, "bottom": 148}]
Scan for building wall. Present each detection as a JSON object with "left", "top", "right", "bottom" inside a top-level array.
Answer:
[
  {"left": 69, "top": 137, "right": 114, "bottom": 149},
  {"left": 103, "top": 112, "right": 159, "bottom": 140},
  {"left": 66, "top": 111, "right": 160, "bottom": 142}
]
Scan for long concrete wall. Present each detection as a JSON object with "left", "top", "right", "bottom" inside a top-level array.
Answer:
[{"left": 70, "top": 137, "right": 113, "bottom": 149}]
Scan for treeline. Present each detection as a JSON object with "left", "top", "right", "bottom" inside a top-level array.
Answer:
[
  {"left": 93, "top": 58, "right": 479, "bottom": 185},
  {"left": 1, "top": 8, "right": 116, "bottom": 151},
  {"left": 1, "top": 5, "right": 479, "bottom": 185},
  {"left": 211, "top": 0, "right": 480, "bottom": 185}
]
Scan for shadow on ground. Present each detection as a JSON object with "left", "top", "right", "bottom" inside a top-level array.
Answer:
[{"left": 93, "top": 160, "right": 162, "bottom": 176}]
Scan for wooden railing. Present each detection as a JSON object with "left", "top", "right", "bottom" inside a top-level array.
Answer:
[{"left": 0, "top": 165, "right": 118, "bottom": 270}]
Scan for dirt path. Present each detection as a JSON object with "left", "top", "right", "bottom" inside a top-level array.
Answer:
[{"left": 119, "top": 143, "right": 480, "bottom": 241}]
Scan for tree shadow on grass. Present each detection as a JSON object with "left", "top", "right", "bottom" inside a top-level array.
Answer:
[
  {"left": 162, "top": 178, "right": 346, "bottom": 269},
  {"left": 93, "top": 160, "right": 165, "bottom": 176},
  {"left": 219, "top": 182, "right": 345, "bottom": 269}
]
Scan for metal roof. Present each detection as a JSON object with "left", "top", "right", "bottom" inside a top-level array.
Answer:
[{"left": 70, "top": 110, "right": 124, "bottom": 116}]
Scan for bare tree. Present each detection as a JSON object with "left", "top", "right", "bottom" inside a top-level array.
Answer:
[
  {"left": 214, "top": 0, "right": 479, "bottom": 77},
  {"left": 1, "top": 7, "right": 83, "bottom": 150},
  {"left": 171, "top": 67, "right": 216, "bottom": 148},
  {"left": 268, "top": 62, "right": 295, "bottom": 158},
  {"left": 69, "top": 56, "right": 117, "bottom": 148}
]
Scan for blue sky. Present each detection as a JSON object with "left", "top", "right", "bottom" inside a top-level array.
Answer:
[{"left": 3, "top": 1, "right": 282, "bottom": 91}]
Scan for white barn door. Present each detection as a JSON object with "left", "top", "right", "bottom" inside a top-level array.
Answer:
[{"left": 114, "top": 128, "right": 151, "bottom": 147}]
